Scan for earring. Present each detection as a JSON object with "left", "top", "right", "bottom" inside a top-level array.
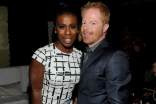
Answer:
[
  {"left": 77, "top": 31, "right": 79, "bottom": 33},
  {"left": 55, "top": 31, "right": 56, "bottom": 34}
]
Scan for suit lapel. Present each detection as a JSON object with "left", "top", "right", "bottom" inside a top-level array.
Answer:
[
  {"left": 80, "top": 50, "right": 84, "bottom": 68},
  {"left": 79, "top": 39, "right": 109, "bottom": 83}
]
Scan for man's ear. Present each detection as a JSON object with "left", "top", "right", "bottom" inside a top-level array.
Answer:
[{"left": 103, "top": 24, "right": 109, "bottom": 33}]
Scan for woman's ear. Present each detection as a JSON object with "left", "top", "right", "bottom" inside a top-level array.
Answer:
[
  {"left": 55, "top": 27, "right": 57, "bottom": 33},
  {"left": 103, "top": 24, "right": 109, "bottom": 33}
]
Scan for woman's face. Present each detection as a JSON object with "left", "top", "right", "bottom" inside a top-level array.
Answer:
[
  {"left": 152, "top": 62, "right": 156, "bottom": 76},
  {"left": 55, "top": 14, "right": 78, "bottom": 49},
  {"left": 133, "top": 44, "right": 140, "bottom": 52}
]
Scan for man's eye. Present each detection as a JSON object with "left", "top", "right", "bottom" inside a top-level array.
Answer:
[
  {"left": 59, "top": 26, "right": 64, "bottom": 29},
  {"left": 82, "top": 22, "right": 86, "bottom": 25},
  {"left": 71, "top": 26, "right": 76, "bottom": 29},
  {"left": 92, "top": 23, "right": 95, "bottom": 25}
]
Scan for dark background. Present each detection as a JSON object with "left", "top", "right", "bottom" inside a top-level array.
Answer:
[{"left": 0, "top": 0, "right": 156, "bottom": 66}]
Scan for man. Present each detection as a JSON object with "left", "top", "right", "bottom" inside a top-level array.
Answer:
[{"left": 77, "top": 2, "right": 131, "bottom": 104}]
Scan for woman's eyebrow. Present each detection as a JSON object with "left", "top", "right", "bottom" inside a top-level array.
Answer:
[
  {"left": 70, "top": 23, "right": 77, "bottom": 25},
  {"left": 57, "top": 23, "right": 65, "bottom": 25}
]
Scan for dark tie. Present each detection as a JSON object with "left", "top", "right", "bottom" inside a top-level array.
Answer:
[
  {"left": 86, "top": 48, "right": 92, "bottom": 57},
  {"left": 83, "top": 48, "right": 92, "bottom": 65}
]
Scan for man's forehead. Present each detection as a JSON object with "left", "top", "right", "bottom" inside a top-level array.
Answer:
[
  {"left": 84, "top": 8, "right": 100, "bottom": 15},
  {"left": 82, "top": 8, "right": 103, "bottom": 22}
]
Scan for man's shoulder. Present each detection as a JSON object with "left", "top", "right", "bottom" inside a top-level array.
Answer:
[
  {"left": 104, "top": 42, "right": 122, "bottom": 52},
  {"left": 100, "top": 38, "right": 121, "bottom": 51},
  {"left": 99, "top": 43, "right": 127, "bottom": 60}
]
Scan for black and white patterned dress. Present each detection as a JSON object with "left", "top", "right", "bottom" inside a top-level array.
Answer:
[{"left": 32, "top": 43, "right": 82, "bottom": 104}]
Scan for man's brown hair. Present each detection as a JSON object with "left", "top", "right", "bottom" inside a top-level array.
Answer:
[{"left": 81, "top": 1, "right": 110, "bottom": 24}]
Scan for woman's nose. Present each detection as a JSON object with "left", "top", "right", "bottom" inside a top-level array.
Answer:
[
  {"left": 153, "top": 67, "right": 156, "bottom": 71},
  {"left": 65, "top": 27, "right": 71, "bottom": 35}
]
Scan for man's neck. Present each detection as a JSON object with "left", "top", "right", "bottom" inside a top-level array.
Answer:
[{"left": 88, "top": 37, "right": 105, "bottom": 48}]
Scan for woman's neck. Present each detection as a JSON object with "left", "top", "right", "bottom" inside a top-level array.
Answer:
[{"left": 54, "top": 42, "right": 73, "bottom": 53}]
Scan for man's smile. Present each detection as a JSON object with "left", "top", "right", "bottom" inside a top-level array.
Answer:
[{"left": 84, "top": 33, "right": 92, "bottom": 37}]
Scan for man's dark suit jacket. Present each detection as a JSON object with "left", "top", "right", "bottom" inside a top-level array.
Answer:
[{"left": 77, "top": 38, "right": 131, "bottom": 104}]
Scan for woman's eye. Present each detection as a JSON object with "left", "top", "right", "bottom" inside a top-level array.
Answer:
[
  {"left": 59, "top": 26, "right": 65, "bottom": 29},
  {"left": 71, "top": 26, "right": 76, "bottom": 29}
]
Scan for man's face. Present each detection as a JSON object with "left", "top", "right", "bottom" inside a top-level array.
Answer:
[{"left": 81, "top": 8, "right": 109, "bottom": 48}]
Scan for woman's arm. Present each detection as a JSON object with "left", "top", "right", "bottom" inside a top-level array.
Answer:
[
  {"left": 74, "top": 98, "right": 77, "bottom": 104},
  {"left": 29, "top": 58, "right": 45, "bottom": 104}
]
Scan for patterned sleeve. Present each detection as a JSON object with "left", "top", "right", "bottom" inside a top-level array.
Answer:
[{"left": 32, "top": 48, "right": 46, "bottom": 66}]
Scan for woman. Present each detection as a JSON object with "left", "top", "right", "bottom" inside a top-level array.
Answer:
[
  {"left": 143, "top": 58, "right": 156, "bottom": 104},
  {"left": 29, "top": 2, "right": 82, "bottom": 104},
  {"left": 129, "top": 38, "right": 147, "bottom": 103}
]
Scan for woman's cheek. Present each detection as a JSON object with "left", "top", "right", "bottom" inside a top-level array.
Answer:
[{"left": 154, "top": 73, "right": 156, "bottom": 76}]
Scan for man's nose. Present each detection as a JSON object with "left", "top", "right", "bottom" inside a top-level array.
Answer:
[{"left": 83, "top": 23, "right": 90, "bottom": 30}]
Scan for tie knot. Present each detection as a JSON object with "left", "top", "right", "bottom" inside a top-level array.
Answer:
[
  {"left": 85, "top": 47, "right": 92, "bottom": 54},
  {"left": 83, "top": 47, "right": 92, "bottom": 65},
  {"left": 87, "top": 49, "right": 92, "bottom": 53}
]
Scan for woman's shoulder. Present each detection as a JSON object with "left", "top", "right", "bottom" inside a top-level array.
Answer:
[
  {"left": 36, "top": 43, "right": 55, "bottom": 52},
  {"left": 73, "top": 47, "right": 82, "bottom": 55}
]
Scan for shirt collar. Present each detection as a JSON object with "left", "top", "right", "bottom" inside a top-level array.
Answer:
[{"left": 86, "top": 39, "right": 103, "bottom": 52}]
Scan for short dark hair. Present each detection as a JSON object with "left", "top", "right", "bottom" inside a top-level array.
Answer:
[
  {"left": 133, "top": 39, "right": 146, "bottom": 51},
  {"left": 54, "top": 1, "right": 79, "bottom": 26}
]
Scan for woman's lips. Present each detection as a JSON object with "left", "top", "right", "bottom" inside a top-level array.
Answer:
[{"left": 64, "top": 38, "right": 72, "bottom": 43}]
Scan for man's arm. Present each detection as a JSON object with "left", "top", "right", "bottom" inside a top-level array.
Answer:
[{"left": 105, "top": 50, "right": 131, "bottom": 104}]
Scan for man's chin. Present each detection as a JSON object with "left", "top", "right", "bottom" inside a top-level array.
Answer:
[{"left": 83, "top": 41, "right": 92, "bottom": 45}]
